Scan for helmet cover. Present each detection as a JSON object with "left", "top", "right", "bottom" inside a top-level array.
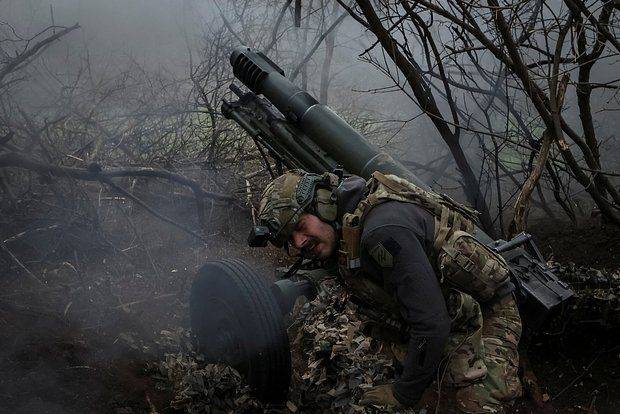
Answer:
[{"left": 258, "top": 170, "right": 338, "bottom": 247}]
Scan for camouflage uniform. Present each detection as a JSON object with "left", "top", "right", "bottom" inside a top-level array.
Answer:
[
  {"left": 258, "top": 171, "right": 522, "bottom": 413},
  {"left": 442, "top": 291, "right": 522, "bottom": 413}
]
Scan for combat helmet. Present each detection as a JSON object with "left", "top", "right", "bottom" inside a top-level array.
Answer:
[{"left": 248, "top": 170, "right": 340, "bottom": 248}]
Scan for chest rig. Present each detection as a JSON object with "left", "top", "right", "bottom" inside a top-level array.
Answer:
[{"left": 338, "top": 172, "right": 511, "bottom": 312}]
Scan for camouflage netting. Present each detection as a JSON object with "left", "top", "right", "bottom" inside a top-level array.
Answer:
[
  {"left": 553, "top": 262, "right": 620, "bottom": 328},
  {"left": 154, "top": 329, "right": 264, "bottom": 413},
  {"left": 286, "top": 280, "right": 410, "bottom": 414},
  {"left": 159, "top": 355, "right": 262, "bottom": 413}
]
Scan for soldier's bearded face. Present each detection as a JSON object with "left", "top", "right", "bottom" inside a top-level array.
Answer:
[{"left": 288, "top": 214, "right": 337, "bottom": 259}]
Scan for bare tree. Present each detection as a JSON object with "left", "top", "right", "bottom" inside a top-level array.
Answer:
[
  {"left": 337, "top": 0, "right": 498, "bottom": 235},
  {"left": 336, "top": 0, "right": 619, "bottom": 234}
]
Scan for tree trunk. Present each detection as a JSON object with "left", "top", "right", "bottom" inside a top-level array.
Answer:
[
  {"left": 351, "top": 0, "right": 496, "bottom": 236},
  {"left": 319, "top": 1, "right": 338, "bottom": 104}
]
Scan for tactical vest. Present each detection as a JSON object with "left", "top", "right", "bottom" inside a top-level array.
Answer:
[{"left": 337, "top": 172, "right": 511, "bottom": 317}]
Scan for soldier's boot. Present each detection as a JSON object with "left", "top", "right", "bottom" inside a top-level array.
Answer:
[{"left": 453, "top": 295, "right": 522, "bottom": 414}]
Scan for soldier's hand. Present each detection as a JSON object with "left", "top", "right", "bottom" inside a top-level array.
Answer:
[{"left": 359, "top": 384, "right": 401, "bottom": 407}]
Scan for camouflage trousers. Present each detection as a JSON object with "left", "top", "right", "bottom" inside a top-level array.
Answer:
[{"left": 442, "top": 290, "right": 522, "bottom": 413}]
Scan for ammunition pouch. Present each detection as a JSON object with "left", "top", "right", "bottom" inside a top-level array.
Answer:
[{"left": 438, "top": 231, "right": 512, "bottom": 302}]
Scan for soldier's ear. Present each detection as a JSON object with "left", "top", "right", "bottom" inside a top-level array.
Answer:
[{"left": 315, "top": 188, "right": 337, "bottom": 222}]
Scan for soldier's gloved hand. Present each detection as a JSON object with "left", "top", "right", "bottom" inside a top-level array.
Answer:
[{"left": 359, "top": 384, "right": 401, "bottom": 407}]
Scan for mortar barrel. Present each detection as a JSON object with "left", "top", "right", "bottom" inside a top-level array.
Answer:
[{"left": 230, "top": 46, "right": 428, "bottom": 190}]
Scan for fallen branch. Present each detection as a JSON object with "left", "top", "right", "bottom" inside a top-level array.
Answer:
[
  {"left": 3, "top": 224, "right": 61, "bottom": 244},
  {"left": 102, "top": 176, "right": 211, "bottom": 244},
  {"left": 0, "top": 24, "right": 80, "bottom": 85},
  {"left": 112, "top": 293, "right": 176, "bottom": 311},
  {"left": 551, "top": 354, "right": 600, "bottom": 401},
  {"left": 0, "top": 152, "right": 236, "bottom": 244},
  {"left": 0, "top": 152, "right": 234, "bottom": 202}
]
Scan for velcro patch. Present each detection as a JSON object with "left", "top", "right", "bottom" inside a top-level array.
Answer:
[
  {"left": 369, "top": 243, "right": 394, "bottom": 268},
  {"left": 383, "top": 237, "right": 401, "bottom": 256}
]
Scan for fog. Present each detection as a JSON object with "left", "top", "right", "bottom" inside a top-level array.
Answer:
[
  {"left": 2, "top": 0, "right": 188, "bottom": 64},
  {"left": 2, "top": 0, "right": 619, "bottom": 214},
  {"left": 0, "top": 0, "right": 424, "bottom": 142},
  {"left": 1, "top": 2, "right": 619, "bottom": 412}
]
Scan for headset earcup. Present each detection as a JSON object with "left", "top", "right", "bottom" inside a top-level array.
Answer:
[{"left": 315, "top": 188, "right": 338, "bottom": 222}]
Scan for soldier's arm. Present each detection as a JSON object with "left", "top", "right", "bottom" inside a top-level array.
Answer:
[{"left": 361, "top": 224, "right": 451, "bottom": 407}]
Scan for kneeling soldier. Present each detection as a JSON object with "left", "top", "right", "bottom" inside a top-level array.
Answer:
[{"left": 254, "top": 170, "right": 522, "bottom": 413}]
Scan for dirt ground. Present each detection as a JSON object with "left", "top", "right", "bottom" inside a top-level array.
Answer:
[
  {"left": 0, "top": 198, "right": 277, "bottom": 414},
  {"left": 0, "top": 210, "right": 618, "bottom": 414}
]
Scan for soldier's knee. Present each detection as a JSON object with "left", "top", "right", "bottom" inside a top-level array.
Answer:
[
  {"left": 484, "top": 348, "right": 522, "bottom": 402},
  {"left": 455, "top": 383, "right": 504, "bottom": 414}
]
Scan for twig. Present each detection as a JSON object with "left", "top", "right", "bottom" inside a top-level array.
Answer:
[
  {"left": 0, "top": 24, "right": 80, "bottom": 84},
  {"left": 217, "top": 10, "right": 246, "bottom": 45},
  {"left": 551, "top": 354, "right": 600, "bottom": 401},
  {"left": 102, "top": 177, "right": 210, "bottom": 244},
  {"left": 112, "top": 293, "right": 176, "bottom": 310},
  {"left": 0, "top": 240, "right": 44, "bottom": 286},
  {"left": 3, "top": 224, "right": 61, "bottom": 244},
  {"left": 146, "top": 393, "right": 160, "bottom": 414},
  {"left": 264, "top": 0, "right": 294, "bottom": 53},
  {"left": 290, "top": 12, "right": 348, "bottom": 80}
]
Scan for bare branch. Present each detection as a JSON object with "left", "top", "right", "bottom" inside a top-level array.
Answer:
[{"left": 0, "top": 23, "right": 80, "bottom": 85}]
